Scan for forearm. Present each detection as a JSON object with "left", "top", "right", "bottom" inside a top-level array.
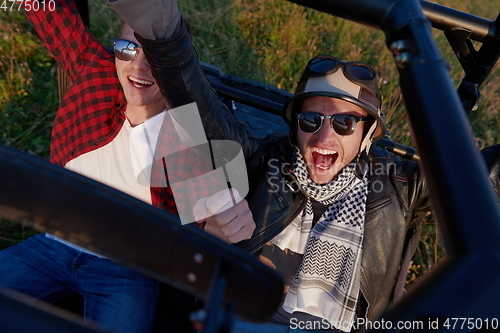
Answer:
[
  {"left": 138, "top": 21, "right": 261, "bottom": 159},
  {"left": 25, "top": 0, "right": 108, "bottom": 81}
]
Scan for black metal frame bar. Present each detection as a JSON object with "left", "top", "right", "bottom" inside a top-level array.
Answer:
[
  {"left": 421, "top": 1, "right": 497, "bottom": 43},
  {"left": 0, "top": 145, "right": 284, "bottom": 333}
]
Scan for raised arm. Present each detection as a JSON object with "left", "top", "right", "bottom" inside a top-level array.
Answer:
[{"left": 25, "top": 0, "right": 113, "bottom": 82}]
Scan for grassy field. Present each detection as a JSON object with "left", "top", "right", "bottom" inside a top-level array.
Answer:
[{"left": 0, "top": 0, "right": 499, "bottom": 287}]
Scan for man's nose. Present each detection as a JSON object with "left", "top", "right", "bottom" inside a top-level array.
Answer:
[
  {"left": 131, "top": 48, "right": 149, "bottom": 69},
  {"left": 315, "top": 118, "right": 337, "bottom": 142}
]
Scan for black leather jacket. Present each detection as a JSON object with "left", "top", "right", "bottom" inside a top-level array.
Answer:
[{"left": 137, "top": 21, "right": 500, "bottom": 324}]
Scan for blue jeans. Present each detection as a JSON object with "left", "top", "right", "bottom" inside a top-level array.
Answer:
[{"left": 0, "top": 234, "right": 158, "bottom": 333}]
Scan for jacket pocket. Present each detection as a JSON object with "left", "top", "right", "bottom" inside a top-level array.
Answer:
[
  {"left": 365, "top": 193, "right": 392, "bottom": 214},
  {"left": 265, "top": 173, "right": 289, "bottom": 209}
]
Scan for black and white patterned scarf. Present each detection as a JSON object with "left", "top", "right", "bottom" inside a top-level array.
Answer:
[{"left": 271, "top": 147, "right": 369, "bottom": 331}]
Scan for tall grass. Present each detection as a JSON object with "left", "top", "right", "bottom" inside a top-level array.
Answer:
[{"left": 0, "top": 0, "right": 499, "bottom": 286}]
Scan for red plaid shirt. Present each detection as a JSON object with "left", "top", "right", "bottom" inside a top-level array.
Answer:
[{"left": 26, "top": 0, "right": 204, "bottom": 214}]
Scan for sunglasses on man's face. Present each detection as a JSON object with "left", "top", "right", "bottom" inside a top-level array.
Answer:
[
  {"left": 296, "top": 112, "right": 371, "bottom": 136},
  {"left": 110, "top": 39, "right": 143, "bottom": 62}
]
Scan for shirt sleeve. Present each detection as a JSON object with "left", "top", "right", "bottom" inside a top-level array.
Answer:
[{"left": 24, "top": 0, "right": 113, "bottom": 82}]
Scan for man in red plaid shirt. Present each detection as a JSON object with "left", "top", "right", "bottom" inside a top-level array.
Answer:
[{"left": 0, "top": 1, "right": 233, "bottom": 332}]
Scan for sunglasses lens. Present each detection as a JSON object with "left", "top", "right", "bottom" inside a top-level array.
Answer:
[
  {"left": 298, "top": 112, "right": 322, "bottom": 133},
  {"left": 307, "top": 57, "right": 339, "bottom": 75},
  {"left": 113, "top": 40, "right": 138, "bottom": 61},
  {"left": 297, "top": 113, "right": 363, "bottom": 135},
  {"left": 332, "top": 115, "right": 356, "bottom": 135},
  {"left": 346, "top": 63, "right": 376, "bottom": 81}
]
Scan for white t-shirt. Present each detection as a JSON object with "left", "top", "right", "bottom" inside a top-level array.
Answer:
[{"left": 47, "top": 111, "right": 166, "bottom": 256}]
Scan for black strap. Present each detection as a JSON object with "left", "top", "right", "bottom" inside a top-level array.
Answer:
[{"left": 392, "top": 236, "right": 413, "bottom": 303}]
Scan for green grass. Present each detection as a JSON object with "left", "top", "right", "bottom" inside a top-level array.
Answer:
[
  {"left": 0, "top": 0, "right": 499, "bottom": 287},
  {"left": 0, "top": 11, "right": 57, "bottom": 156}
]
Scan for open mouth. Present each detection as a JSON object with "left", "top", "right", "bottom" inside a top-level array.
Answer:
[
  {"left": 311, "top": 147, "right": 338, "bottom": 170},
  {"left": 128, "top": 76, "right": 154, "bottom": 89}
]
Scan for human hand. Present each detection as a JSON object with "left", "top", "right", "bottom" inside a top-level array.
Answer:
[{"left": 193, "top": 189, "right": 255, "bottom": 244}]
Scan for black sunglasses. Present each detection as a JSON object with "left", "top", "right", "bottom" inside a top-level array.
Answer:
[
  {"left": 296, "top": 112, "right": 371, "bottom": 136},
  {"left": 110, "top": 39, "right": 143, "bottom": 62}
]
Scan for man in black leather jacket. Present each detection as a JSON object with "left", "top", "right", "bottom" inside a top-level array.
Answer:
[{"left": 109, "top": 1, "right": 499, "bottom": 332}]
